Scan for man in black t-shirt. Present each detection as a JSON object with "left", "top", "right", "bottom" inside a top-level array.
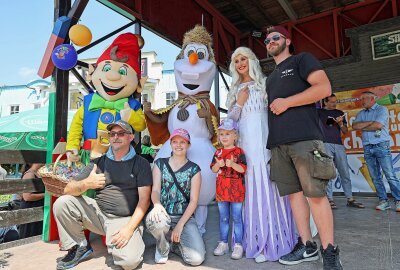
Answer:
[
  {"left": 265, "top": 26, "right": 342, "bottom": 269},
  {"left": 53, "top": 120, "right": 152, "bottom": 270},
  {"left": 318, "top": 94, "right": 364, "bottom": 209}
]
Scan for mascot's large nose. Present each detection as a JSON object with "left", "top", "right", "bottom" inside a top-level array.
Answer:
[
  {"left": 189, "top": 52, "right": 199, "bottom": 65},
  {"left": 106, "top": 70, "right": 121, "bottom": 81}
]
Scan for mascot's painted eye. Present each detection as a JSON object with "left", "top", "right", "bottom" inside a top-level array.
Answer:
[
  {"left": 186, "top": 46, "right": 196, "bottom": 58},
  {"left": 197, "top": 48, "right": 206, "bottom": 59},
  {"left": 187, "top": 49, "right": 195, "bottom": 57},
  {"left": 118, "top": 66, "right": 128, "bottom": 76},
  {"left": 102, "top": 64, "right": 112, "bottom": 72}
]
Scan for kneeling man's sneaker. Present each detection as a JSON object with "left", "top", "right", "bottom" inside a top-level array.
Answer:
[
  {"left": 57, "top": 243, "right": 93, "bottom": 270},
  {"left": 321, "top": 244, "right": 343, "bottom": 270},
  {"left": 155, "top": 248, "right": 168, "bottom": 264},
  {"left": 279, "top": 237, "right": 319, "bottom": 265}
]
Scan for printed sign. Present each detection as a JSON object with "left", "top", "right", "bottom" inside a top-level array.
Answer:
[
  {"left": 332, "top": 83, "right": 400, "bottom": 193},
  {"left": 371, "top": 29, "right": 400, "bottom": 60}
]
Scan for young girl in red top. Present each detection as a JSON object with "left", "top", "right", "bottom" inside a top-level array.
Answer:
[{"left": 211, "top": 118, "right": 247, "bottom": 260}]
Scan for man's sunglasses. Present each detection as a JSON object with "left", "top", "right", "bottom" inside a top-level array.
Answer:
[
  {"left": 108, "top": 131, "right": 132, "bottom": 138},
  {"left": 264, "top": 34, "right": 286, "bottom": 45}
]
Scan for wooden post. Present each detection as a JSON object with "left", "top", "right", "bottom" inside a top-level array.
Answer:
[{"left": 43, "top": 0, "right": 71, "bottom": 242}]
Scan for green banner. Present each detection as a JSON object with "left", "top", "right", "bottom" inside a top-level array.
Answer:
[
  {"left": 0, "top": 132, "right": 48, "bottom": 150},
  {"left": 0, "top": 132, "right": 25, "bottom": 149},
  {"left": 24, "top": 132, "right": 48, "bottom": 149},
  {"left": 371, "top": 30, "right": 400, "bottom": 60}
]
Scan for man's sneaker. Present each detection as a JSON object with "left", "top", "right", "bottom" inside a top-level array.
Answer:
[
  {"left": 376, "top": 200, "right": 391, "bottom": 211},
  {"left": 56, "top": 243, "right": 93, "bottom": 270},
  {"left": 278, "top": 237, "right": 319, "bottom": 265},
  {"left": 321, "top": 244, "right": 343, "bottom": 270},
  {"left": 396, "top": 201, "right": 400, "bottom": 212},
  {"left": 231, "top": 243, "right": 243, "bottom": 260},
  {"left": 213, "top": 241, "right": 229, "bottom": 256},
  {"left": 155, "top": 248, "right": 168, "bottom": 264}
]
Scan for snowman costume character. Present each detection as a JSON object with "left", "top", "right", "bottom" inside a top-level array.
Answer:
[{"left": 144, "top": 25, "right": 219, "bottom": 234}]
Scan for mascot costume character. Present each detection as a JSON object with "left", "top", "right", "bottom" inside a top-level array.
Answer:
[
  {"left": 144, "top": 25, "right": 219, "bottom": 234},
  {"left": 66, "top": 33, "right": 147, "bottom": 164}
]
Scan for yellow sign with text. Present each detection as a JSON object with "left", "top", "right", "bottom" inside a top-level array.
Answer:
[
  {"left": 335, "top": 84, "right": 400, "bottom": 154},
  {"left": 330, "top": 83, "right": 400, "bottom": 193}
]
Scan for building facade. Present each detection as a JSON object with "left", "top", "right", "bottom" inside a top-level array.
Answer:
[{"left": 0, "top": 80, "right": 51, "bottom": 117}]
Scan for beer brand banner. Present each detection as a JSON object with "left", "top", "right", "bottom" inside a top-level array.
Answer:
[
  {"left": 0, "top": 107, "right": 74, "bottom": 151},
  {"left": 333, "top": 83, "right": 400, "bottom": 193},
  {"left": 0, "top": 131, "right": 47, "bottom": 150}
]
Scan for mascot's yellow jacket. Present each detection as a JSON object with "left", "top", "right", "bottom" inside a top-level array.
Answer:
[{"left": 66, "top": 92, "right": 145, "bottom": 152}]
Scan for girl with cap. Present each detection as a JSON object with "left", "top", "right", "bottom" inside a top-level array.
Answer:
[
  {"left": 226, "top": 47, "right": 297, "bottom": 262},
  {"left": 211, "top": 118, "right": 247, "bottom": 260},
  {"left": 145, "top": 128, "right": 205, "bottom": 266}
]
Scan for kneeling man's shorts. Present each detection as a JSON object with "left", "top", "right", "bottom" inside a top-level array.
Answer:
[{"left": 270, "top": 140, "right": 335, "bottom": 198}]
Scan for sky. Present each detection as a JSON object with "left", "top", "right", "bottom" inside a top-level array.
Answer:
[{"left": 0, "top": 0, "right": 180, "bottom": 86}]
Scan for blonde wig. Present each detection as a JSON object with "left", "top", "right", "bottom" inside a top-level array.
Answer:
[{"left": 226, "top": 47, "right": 266, "bottom": 109}]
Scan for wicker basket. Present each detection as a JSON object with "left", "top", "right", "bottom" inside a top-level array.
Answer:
[{"left": 37, "top": 152, "right": 85, "bottom": 197}]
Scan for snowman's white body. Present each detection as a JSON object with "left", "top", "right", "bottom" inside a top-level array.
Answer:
[
  {"left": 155, "top": 104, "right": 216, "bottom": 206},
  {"left": 154, "top": 40, "right": 217, "bottom": 233}
]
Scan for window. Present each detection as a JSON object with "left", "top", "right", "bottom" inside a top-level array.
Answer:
[
  {"left": 10, "top": 105, "right": 19, "bottom": 115},
  {"left": 166, "top": 92, "right": 176, "bottom": 106},
  {"left": 34, "top": 104, "right": 41, "bottom": 109}
]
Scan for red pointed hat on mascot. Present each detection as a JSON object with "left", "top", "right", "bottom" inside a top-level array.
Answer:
[{"left": 96, "top": 33, "right": 141, "bottom": 79}]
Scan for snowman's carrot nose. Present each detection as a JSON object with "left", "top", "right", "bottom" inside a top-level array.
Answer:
[{"left": 189, "top": 52, "right": 198, "bottom": 65}]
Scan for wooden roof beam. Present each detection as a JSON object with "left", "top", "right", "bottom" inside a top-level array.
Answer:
[
  {"left": 277, "top": 0, "right": 298, "bottom": 21},
  {"left": 227, "top": 0, "right": 263, "bottom": 30},
  {"left": 335, "top": 0, "right": 346, "bottom": 7},
  {"left": 248, "top": 0, "right": 277, "bottom": 25},
  {"left": 307, "top": 0, "right": 319, "bottom": 14},
  {"left": 194, "top": 0, "right": 241, "bottom": 36}
]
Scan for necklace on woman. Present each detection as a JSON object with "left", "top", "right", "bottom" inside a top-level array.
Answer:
[
  {"left": 240, "top": 80, "right": 254, "bottom": 85},
  {"left": 170, "top": 156, "right": 188, "bottom": 171}
]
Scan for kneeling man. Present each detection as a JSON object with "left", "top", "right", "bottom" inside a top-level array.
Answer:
[{"left": 54, "top": 120, "right": 152, "bottom": 270}]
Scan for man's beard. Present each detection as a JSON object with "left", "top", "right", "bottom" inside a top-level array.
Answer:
[
  {"left": 268, "top": 42, "right": 287, "bottom": 57},
  {"left": 111, "top": 141, "right": 123, "bottom": 152},
  {"left": 112, "top": 145, "right": 122, "bottom": 151}
]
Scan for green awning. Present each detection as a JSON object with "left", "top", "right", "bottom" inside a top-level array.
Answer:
[{"left": 0, "top": 107, "right": 74, "bottom": 151}]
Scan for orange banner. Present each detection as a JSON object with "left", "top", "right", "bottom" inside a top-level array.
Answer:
[
  {"left": 335, "top": 84, "right": 400, "bottom": 154},
  {"left": 327, "top": 83, "right": 400, "bottom": 193}
]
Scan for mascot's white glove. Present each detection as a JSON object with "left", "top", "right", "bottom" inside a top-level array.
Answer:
[
  {"left": 120, "top": 102, "right": 132, "bottom": 122},
  {"left": 66, "top": 149, "right": 80, "bottom": 167},
  {"left": 148, "top": 203, "right": 169, "bottom": 223}
]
